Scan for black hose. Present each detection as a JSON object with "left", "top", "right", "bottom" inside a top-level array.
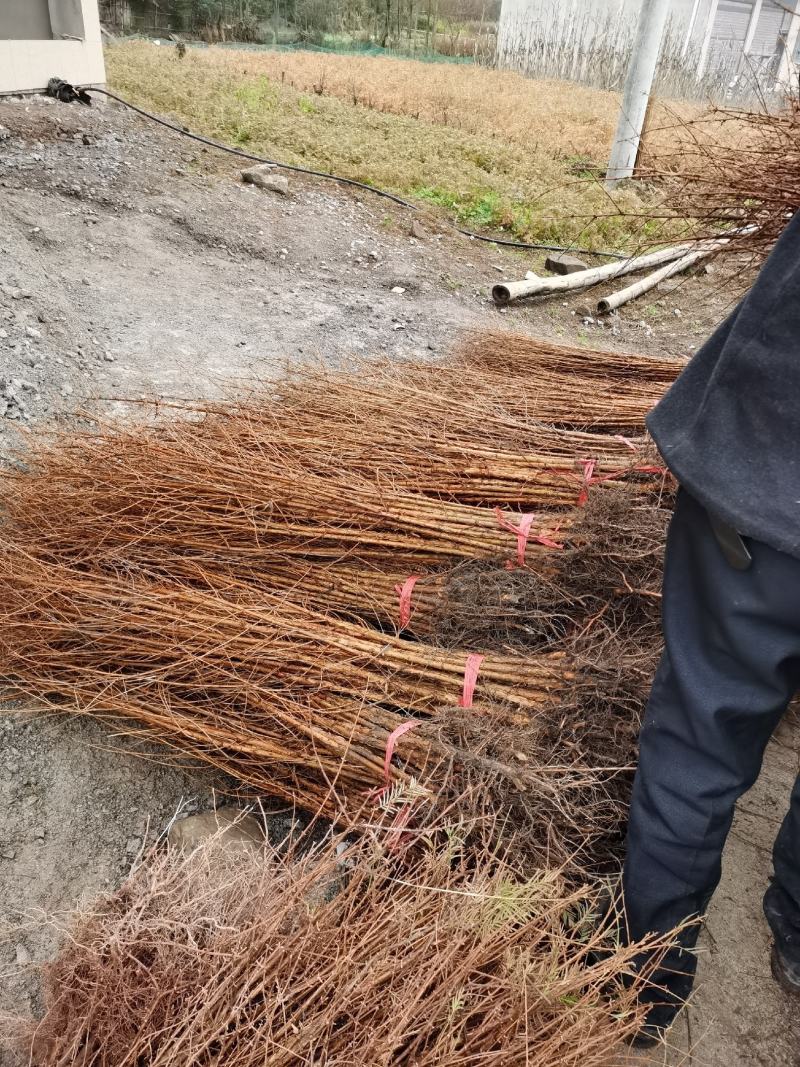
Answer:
[
  {"left": 86, "top": 85, "right": 628, "bottom": 260},
  {"left": 90, "top": 86, "right": 411, "bottom": 206}
]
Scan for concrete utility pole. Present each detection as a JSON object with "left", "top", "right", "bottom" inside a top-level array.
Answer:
[{"left": 605, "top": 0, "right": 671, "bottom": 187}]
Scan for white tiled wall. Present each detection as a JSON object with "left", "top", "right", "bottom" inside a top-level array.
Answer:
[{"left": 0, "top": 0, "right": 106, "bottom": 95}]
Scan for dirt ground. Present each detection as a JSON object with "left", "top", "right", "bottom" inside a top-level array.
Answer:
[{"left": 0, "top": 93, "right": 797, "bottom": 1066}]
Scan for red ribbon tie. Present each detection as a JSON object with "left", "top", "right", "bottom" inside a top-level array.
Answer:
[{"left": 460, "top": 653, "right": 485, "bottom": 709}]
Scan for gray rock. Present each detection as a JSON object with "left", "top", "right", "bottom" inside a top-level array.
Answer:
[
  {"left": 0, "top": 848, "right": 16, "bottom": 860},
  {"left": 167, "top": 806, "right": 264, "bottom": 854},
  {"left": 241, "top": 164, "right": 287, "bottom": 195},
  {"left": 242, "top": 163, "right": 277, "bottom": 179},
  {"left": 15, "top": 945, "right": 31, "bottom": 966},
  {"left": 545, "top": 253, "right": 589, "bottom": 275},
  {"left": 255, "top": 174, "right": 290, "bottom": 196},
  {"left": 25, "top": 326, "right": 41, "bottom": 340}
]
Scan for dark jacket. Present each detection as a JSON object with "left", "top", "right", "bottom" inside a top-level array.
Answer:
[{"left": 648, "top": 211, "right": 800, "bottom": 558}]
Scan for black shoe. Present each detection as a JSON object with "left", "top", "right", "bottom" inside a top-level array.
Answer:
[
  {"left": 625, "top": 998, "right": 680, "bottom": 1050},
  {"left": 626, "top": 1028, "right": 661, "bottom": 1050},
  {"left": 771, "top": 944, "right": 800, "bottom": 995}
]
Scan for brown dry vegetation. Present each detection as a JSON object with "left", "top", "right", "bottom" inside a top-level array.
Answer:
[
  {"left": 174, "top": 46, "right": 633, "bottom": 156},
  {"left": 107, "top": 41, "right": 694, "bottom": 250},
  {"left": 6, "top": 825, "right": 670, "bottom": 1067},
  {"left": 0, "top": 337, "right": 675, "bottom": 875},
  {"left": 0, "top": 331, "right": 681, "bottom": 1065}
]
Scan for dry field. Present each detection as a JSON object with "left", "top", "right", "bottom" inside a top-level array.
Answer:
[{"left": 107, "top": 41, "right": 697, "bottom": 251}]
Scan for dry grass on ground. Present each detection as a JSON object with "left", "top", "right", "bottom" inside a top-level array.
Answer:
[
  {"left": 107, "top": 41, "right": 689, "bottom": 250},
  {"left": 8, "top": 828, "right": 666, "bottom": 1067},
  {"left": 179, "top": 47, "right": 632, "bottom": 157}
]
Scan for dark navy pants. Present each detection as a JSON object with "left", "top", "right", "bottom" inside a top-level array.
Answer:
[{"left": 623, "top": 489, "right": 800, "bottom": 1028}]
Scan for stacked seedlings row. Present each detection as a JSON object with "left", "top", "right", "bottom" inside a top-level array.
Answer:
[
  {"left": 0, "top": 332, "right": 679, "bottom": 869},
  {"left": 5, "top": 819, "right": 671, "bottom": 1067}
]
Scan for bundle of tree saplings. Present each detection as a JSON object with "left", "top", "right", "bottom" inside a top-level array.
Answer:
[
  {"left": 208, "top": 490, "right": 670, "bottom": 654},
  {"left": 456, "top": 330, "right": 687, "bottom": 384},
  {"left": 1, "top": 546, "right": 625, "bottom": 864},
  {"left": 4, "top": 820, "right": 672, "bottom": 1067},
  {"left": 256, "top": 558, "right": 570, "bottom": 647},
  {"left": 273, "top": 359, "right": 655, "bottom": 456},
  {"left": 275, "top": 350, "right": 672, "bottom": 430},
  {"left": 0, "top": 425, "right": 570, "bottom": 574},
  {"left": 0, "top": 332, "right": 679, "bottom": 869},
  {"left": 195, "top": 402, "right": 663, "bottom": 510}
]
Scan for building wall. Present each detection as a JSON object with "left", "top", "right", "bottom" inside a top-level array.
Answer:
[
  {"left": 496, "top": 0, "right": 712, "bottom": 90},
  {"left": 0, "top": 0, "right": 106, "bottom": 95},
  {"left": 496, "top": 0, "right": 792, "bottom": 95},
  {"left": 709, "top": 0, "right": 787, "bottom": 65},
  {"left": 0, "top": 0, "right": 53, "bottom": 41},
  {"left": 496, "top": 0, "right": 710, "bottom": 59}
]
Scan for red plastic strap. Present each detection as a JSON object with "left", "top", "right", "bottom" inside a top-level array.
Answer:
[
  {"left": 495, "top": 509, "right": 563, "bottom": 565},
  {"left": 385, "top": 803, "right": 415, "bottom": 853},
  {"left": 577, "top": 458, "right": 627, "bottom": 506},
  {"left": 611, "top": 438, "right": 668, "bottom": 477},
  {"left": 459, "top": 653, "right": 485, "bottom": 708},
  {"left": 578, "top": 458, "right": 597, "bottom": 507},
  {"left": 548, "top": 452, "right": 668, "bottom": 509},
  {"left": 381, "top": 719, "right": 420, "bottom": 787},
  {"left": 395, "top": 575, "right": 421, "bottom": 630}
]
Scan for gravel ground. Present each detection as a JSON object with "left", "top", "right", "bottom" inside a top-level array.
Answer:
[{"left": 0, "top": 91, "right": 796, "bottom": 1067}]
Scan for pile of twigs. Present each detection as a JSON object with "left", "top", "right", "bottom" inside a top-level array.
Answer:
[
  {"left": 6, "top": 823, "right": 671, "bottom": 1067},
  {"left": 0, "top": 334, "right": 680, "bottom": 868},
  {"left": 647, "top": 98, "right": 800, "bottom": 262},
  {"left": 1, "top": 428, "right": 569, "bottom": 571},
  {"left": 456, "top": 330, "right": 687, "bottom": 384},
  {"left": 0, "top": 544, "right": 627, "bottom": 864}
]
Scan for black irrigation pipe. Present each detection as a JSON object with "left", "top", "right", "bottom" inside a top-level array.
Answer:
[{"left": 86, "top": 85, "right": 629, "bottom": 261}]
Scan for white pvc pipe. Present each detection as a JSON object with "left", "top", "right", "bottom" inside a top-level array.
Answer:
[
  {"left": 597, "top": 246, "right": 714, "bottom": 314},
  {"left": 491, "top": 243, "right": 693, "bottom": 306},
  {"left": 597, "top": 226, "right": 756, "bottom": 313}
]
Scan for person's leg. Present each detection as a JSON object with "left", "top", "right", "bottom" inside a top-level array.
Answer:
[
  {"left": 764, "top": 773, "right": 800, "bottom": 986},
  {"left": 623, "top": 489, "right": 800, "bottom": 1036}
]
